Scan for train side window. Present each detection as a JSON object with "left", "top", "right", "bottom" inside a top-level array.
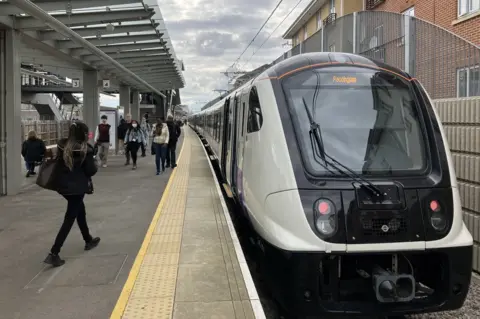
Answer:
[{"left": 247, "top": 86, "right": 263, "bottom": 133}]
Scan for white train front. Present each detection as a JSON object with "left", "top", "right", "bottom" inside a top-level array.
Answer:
[{"left": 188, "top": 52, "right": 473, "bottom": 317}]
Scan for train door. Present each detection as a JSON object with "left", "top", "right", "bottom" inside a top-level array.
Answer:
[
  {"left": 225, "top": 97, "right": 234, "bottom": 185},
  {"left": 236, "top": 93, "right": 248, "bottom": 203},
  {"left": 220, "top": 100, "right": 228, "bottom": 178},
  {"left": 230, "top": 95, "right": 240, "bottom": 195}
]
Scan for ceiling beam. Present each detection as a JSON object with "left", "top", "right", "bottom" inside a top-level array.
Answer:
[
  {"left": 83, "top": 49, "right": 168, "bottom": 61},
  {"left": 0, "top": 0, "right": 139, "bottom": 15},
  {"left": 56, "top": 34, "right": 162, "bottom": 49},
  {"left": 15, "top": 8, "right": 154, "bottom": 30},
  {"left": 128, "top": 67, "right": 177, "bottom": 72},
  {"left": 92, "top": 56, "right": 173, "bottom": 67},
  {"left": 39, "top": 23, "right": 159, "bottom": 40},
  {"left": 71, "top": 41, "right": 167, "bottom": 56}
]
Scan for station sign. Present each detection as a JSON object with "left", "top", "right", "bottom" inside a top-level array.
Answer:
[
  {"left": 103, "top": 79, "right": 110, "bottom": 88},
  {"left": 72, "top": 78, "right": 80, "bottom": 88}
]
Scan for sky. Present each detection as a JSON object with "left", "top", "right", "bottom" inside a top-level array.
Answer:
[{"left": 99, "top": 0, "right": 309, "bottom": 112}]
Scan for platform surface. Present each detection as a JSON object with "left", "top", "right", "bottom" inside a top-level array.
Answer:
[
  {"left": 0, "top": 135, "right": 181, "bottom": 319},
  {"left": 111, "top": 128, "right": 257, "bottom": 319}
]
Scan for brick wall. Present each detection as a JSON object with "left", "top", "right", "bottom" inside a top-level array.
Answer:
[{"left": 371, "top": 0, "right": 480, "bottom": 46}]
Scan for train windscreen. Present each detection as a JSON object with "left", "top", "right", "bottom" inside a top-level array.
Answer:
[{"left": 281, "top": 65, "right": 428, "bottom": 176}]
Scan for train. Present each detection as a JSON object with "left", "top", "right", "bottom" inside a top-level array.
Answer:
[{"left": 188, "top": 52, "right": 473, "bottom": 317}]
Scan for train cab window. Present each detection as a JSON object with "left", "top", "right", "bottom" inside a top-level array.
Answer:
[
  {"left": 281, "top": 66, "right": 428, "bottom": 176},
  {"left": 247, "top": 86, "right": 263, "bottom": 133}
]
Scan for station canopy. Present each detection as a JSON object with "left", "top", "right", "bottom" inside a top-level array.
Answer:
[{"left": 0, "top": 0, "right": 185, "bottom": 95}]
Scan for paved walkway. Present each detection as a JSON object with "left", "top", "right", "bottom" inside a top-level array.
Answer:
[
  {"left": 0, "top": 135, "right": 183, "bottom": 319},
  {"left": 111, "top": 128, "right": 259, "bottom": 319}
]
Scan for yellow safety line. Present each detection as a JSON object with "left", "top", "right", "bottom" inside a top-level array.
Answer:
[{"left": 109, "top": 137, "right": 186, "bottom": 319}]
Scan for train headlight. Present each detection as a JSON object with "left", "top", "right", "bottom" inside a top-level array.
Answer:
[
  {"left": 314, "top": 199, "right": 338, "bottom": 237},
  {"left": 429, "top": 200, "right": 447, "bottom": 232}
]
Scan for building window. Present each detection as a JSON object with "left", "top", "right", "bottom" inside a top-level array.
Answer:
[
  {"left": 304, "top": 26, "right": 308, "bottom": 40},
  {"left": 458, "top": 0, "right": 480, "bottom": 16},
  {"left": 330, "top": 0, "right": 336, "bottom": 13},
  {"left": 316, "top": 12, "right": 322, "bottom": 30},
  {"left": 457, "top": 66, "right": 480, "bottom": 97}
]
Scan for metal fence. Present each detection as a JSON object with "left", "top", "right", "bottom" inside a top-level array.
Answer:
[
  {"left": 21, "top": 120, "right": 71, "bottom": 145},
  {"left": 434, "top": 97, "right": 480, "bottom": 272},
  {"left": 273, "top": 11, "right": 480, "bottom": 100}
]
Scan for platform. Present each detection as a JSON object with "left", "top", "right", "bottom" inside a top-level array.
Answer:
[
  {"left": 0, "top": 128, "right": 263, "bottom": 319},
  {"left": 110, "top": 127, "right": 262, "bottom": 319}
]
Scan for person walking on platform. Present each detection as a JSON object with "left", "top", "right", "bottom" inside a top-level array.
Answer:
[
  {"left": 117, "top": 118, "right": 128, "bottom": 155},
  {"left": 124, "top": 120, "right": 146, "bottom": 170},
  {"left": 21, "top": 130, "right": 46, "bottom": 177},
  {"left": 94, "top": 115, "right": 111, "bottom": 168},
  {"left": 139, "top": 116, "right": 151, "bottom": 157},
  {"left": 123, "top": 114, "right": 133, "bottom": 165},
  {"left": 166, "top": 115, "right": 181, "bottom": 169},
  {"left": 152, "top": 119, "right": 169, "bottom": 175},
  {"left": 44, "top": 122, "right": 100, "bottom": 267}
]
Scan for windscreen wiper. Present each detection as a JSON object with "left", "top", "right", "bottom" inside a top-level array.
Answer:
[{"left": 301, "top": 98, "right": 385, "bottom": 199}]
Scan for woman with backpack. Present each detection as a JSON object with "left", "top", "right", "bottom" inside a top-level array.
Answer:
[{"left": 44, "top": 121, "right": 100, "bottom": 267}]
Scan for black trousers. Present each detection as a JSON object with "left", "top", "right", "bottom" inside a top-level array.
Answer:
[
  {"left": 51, "top": 194, "right": 92, "bottom": 255},
  {"left": 127, "top": 142, "right": 140, "bottom": 164},
  {"left": 166, "top": 142, "right": 177, "bottom": 166}
]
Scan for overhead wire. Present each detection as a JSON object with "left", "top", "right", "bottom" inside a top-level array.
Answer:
[
  {"left": 229, "top": 0, "right": 285, "bottom": 70},
  {"left": 241, "top": 0, "right": 305, "bottom": 70}
]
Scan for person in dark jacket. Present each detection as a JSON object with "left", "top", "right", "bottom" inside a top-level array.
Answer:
[
  {"left": 44, "top": 121, "right": 100, "bottom": 267},
  {"left": 165, "top": 115, "right": 181, "bottom": 168},
  {"left": 21, "top": 130, "right": 46, "bottom": 177},
  {"left": 117, "top": 118, "right": 129, "bottom": 156}
]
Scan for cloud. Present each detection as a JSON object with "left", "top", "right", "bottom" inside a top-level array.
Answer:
[{"left": 159, "top": 0, "right": 309, "bottom": 112}]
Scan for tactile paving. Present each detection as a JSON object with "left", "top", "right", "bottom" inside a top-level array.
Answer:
[
  {"left": 130, "top": 265, "right": 178, "bottom": 298},
  {"left": 120, "top": 130, "right": 192, "bottom": 319},
  {"left": 122, "top": 297, "right": 174, "bottom": 319},
  {"left": 142, "top": 253, "right": 179, "bottom": 266},
  {"left": 150, "top": 233, "right": 183, "bottom": 244}
]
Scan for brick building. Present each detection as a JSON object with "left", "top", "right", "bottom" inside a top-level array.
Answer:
[
  {"left": 366, "top": 0, "right": 479, "bottom": 98},
  {"left": 366, "top": 0, "right": 480, "bottom": 46}
]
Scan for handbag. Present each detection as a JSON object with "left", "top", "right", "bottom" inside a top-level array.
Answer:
[{"left": 35, "top": 157, "right": 60, "bottom": 191}]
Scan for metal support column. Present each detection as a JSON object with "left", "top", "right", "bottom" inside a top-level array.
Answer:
[
  {"left": 404, "top": 15, "right": 416, "bottom": 75},
  {"left": 131, "top": 89, "right": 140, "bottom": 121},
  {"left": 83, "top": 69, "right": 100, "bottom": 144},
  {"left": 352, "top": 12, "right": 357, "bottom": 54},
  {"left": 0, "top": 30, "right": 22, "bottom": 195},
  {"left": 119, "top": 84, "right": 130, "bottom": 116}
]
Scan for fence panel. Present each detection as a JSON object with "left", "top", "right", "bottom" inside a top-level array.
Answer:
[
  {"left": 21, "top": 120, "right": 71, "bottom": 145},
  {"left": 303, "top": 30, "right": 322, "bottom": 53},
  {"left": 434, "top": 96, "right": 480, "bottom": 272}
]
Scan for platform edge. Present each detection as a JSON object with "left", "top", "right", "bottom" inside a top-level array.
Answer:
[{"left": 194, "top": 130, "right": 267, "bottom": 319}]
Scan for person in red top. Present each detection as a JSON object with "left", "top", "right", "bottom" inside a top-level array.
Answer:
[{"left": 94, "top": 115, "right": 111, "bottom": 168}]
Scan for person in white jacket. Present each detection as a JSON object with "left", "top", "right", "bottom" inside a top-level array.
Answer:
[{"left": 152, "top": 118, "right": 169, "bottom": 174}]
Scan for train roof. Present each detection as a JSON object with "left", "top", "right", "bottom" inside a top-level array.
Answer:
[
  {"left": 265, "top": 52, "right": 412, "bottom": 80},
  {"left": 190, "top": 52, "right": 413, "bottom": 117}
]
